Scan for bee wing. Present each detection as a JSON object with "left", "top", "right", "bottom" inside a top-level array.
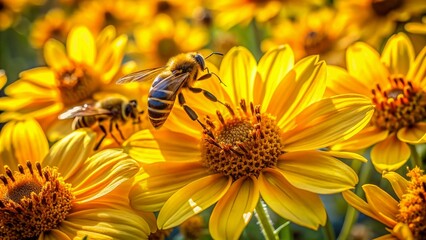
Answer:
[
  {"left": 58, "top": 104, "right": 111, "bottom": 119},
  {"left": 151, "top": 72, "right": 191, "bottom": 100},
  {"left": 116, "top": 67, "right": 167, "bottom": 84}
]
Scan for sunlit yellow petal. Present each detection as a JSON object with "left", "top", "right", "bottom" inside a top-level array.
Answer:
[
  {"left": 407, "top": 46, "right": 426, "bottom": 88},
  {"left": 347, "top": 42, "right": 390, "bottom": 88},
  {"left": 70, "top": 149, "right": 139, "bottom": 203},
  {"left": 392, "top": 222, "right": 414, "bottom": 240},
  {"left": 282, "top": 94, "right": 374, "bottom": 151},
  {"left": 374, "top": 234, "right": 398, "bottom": 240},
  {"left": 321, "top": 150, "right": 367, "bottom": 162},
  {"left": 258, "top": 45, "right": 294, "bottom": 106},
  {"left": 381, "top": 33, "right": 414, "bottom": 76},
  {"left": 67, "top": 26, "right": 95, "bottom": 65},
  {"left": 220, "top": 46, "right": 258, "bottom": 103},
  {"left": 158, "top": 174, "right": 232, "bottom": 229},
  {"left": 325, "top": 65, "right": 374, "bottom": 97},
  {"left": 259, "top": 168, "right": 326, "bottom": 229},
  {"left": 18, "top": 67, "right": 57, "bottom": 88},
  {"left": 383, "top": 172, "right": 409, "bottom": 200},
  {"left": 397, "top": 123, "right": 426, "bottom": 144},
  {"left": 363, "top": 185, "right": 398, "bottom": 227},
  {"left": 342, "top": 190, "right": 387, "bottom": 225},
  {"left": 130, "top": 161, "right": 209, "bottom": 212},
  {"left": 96, "top": 34, "right": 128, "bottom": 83},
  {"left": 210, "top": 177, "right": 259, "bottom": 240},
  {"left": 267, "top": 56, "right": 327, "bottom": 129},
  {"left": 43, "top": 38, "right": 72, "bottom": 71},
  {"left": 0, "top": 70, "right": 6, "bottom": 89},
  {"left": 331, "top": 126, "right": 389, "bottom": 151},
  {"left": 43, "top": 129, "right": 97, "bottom": 179},
  {"left": 277, "top": 151, "right": 358, "bottom": 194},
  {"left": 371, "top": 134, "right": 410, "bottom": 172}
]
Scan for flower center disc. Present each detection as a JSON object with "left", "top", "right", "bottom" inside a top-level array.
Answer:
[
  {"left": 371, "top": 0, "right": 402, "bottom": 16},
  {"left": 201, "top": 101, "right": 283, "bottom": 180},
  {"left": 304, "top": 31, "right": 331, "bottom": 55},
  {"left": 0, "top": 162, "right": 74, "bottom": 239}
]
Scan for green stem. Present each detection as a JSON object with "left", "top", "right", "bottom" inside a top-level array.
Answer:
[
  {"left": 322, "top": 214, "right": 335, "bottom": 240},
  {"left": 337, "top": 158, "right": 372, "bottom": 240},
  {"left": 249, "top": 20, "right": 263, "bottom": 60},
  {"left": 255, "top": 199, "right": 277, "bottom": 240},
  {"left": 409, "top": 144, "right": 423, "bottom": 169}
]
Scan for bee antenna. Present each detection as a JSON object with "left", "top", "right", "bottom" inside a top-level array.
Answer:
[
  {"left": 205, "top": 52, "right": 223, "bottom": 59},
  {"left": 211, "top": 71, "right": 227, "bottom": 87}
]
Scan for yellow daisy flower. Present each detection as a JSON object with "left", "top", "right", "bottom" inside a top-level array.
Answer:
[
  {"left": 336, "top": 0, "right": 426, "bottom": 46},
  {"left": 0, "top": 25, "right": 143, "bottom": 141},
  {"left": 0, "top": 118, "right": 156, "bottom": 239},
  {"left": 327, "top": 33, "right": 426, "bottom": 173},
  {"left": 0, "top": 0, "right": 44, "bottom": 30},
  {"left": 343, "top": 167, "right": 426, "bottom": 239},
  {"left": 125, "top": 46, "right": 374, "bottom": 239}
]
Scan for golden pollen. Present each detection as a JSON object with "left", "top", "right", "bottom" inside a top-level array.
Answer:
[
  {"left": 304, "top": 31, "right": 331, "bottom": 55},
  {"left": 0, "top": 161, "right": 74, "bottom": 239},
  {"left": 201, "top": 100, "right": 283, "bottom": 180},
  {"left": 371, "top": 0, "right": 403, "bottom": 16},
  {"left": 56, "top": 64, "right": 100, "bottom": 106},
  {"left": 396, "top": 167, "right": 426, "bottom": 239},
  {"left": 371, "top": 76, "right": 426, "bottom": 132}
]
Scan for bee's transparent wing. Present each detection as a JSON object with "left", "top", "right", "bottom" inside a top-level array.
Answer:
[
  {"left": 116, "top": 67, "right": 167, "bottom": 84},
  {"left": 58, "top": 104, "right": 111, "bottom": 119}
]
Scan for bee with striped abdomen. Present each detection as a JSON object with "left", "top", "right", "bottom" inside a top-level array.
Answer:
[
  {"left": 116, "top": 52, "right": 224, "bottom": 129},
  {"left": 58, "top": 96, "right": 144, "bottom": 150}
]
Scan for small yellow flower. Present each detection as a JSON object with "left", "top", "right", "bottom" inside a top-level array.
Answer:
[
  {"left": 126, "top": 46, "right": 374, "bottom": 239},
  {"left": 0, "top": 118, "right": 156, "bottom": 239},
  {"left": 343, "top": 167, "right": 426, "bottom": 239},
  {"left": 327, "top": 33, "right": 426, "bottom": 173},
  {"left": 0, "top": 0, "right": 45, "bottom": 30}
]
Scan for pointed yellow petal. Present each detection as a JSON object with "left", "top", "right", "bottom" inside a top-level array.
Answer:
[
  {"left": 282, "top": 94, "right": 374, "bottom": 151},
  {"left": 0, "top": 70, "right": 6, "bottom": 89},
  {"left": 321, "top": 150, "right": 367, "bottom": 162},
  {"left": 381, "top": 33, "right": 414, "bottom": 76},
  {"left": 158, "top": 174, "right": 232, "bottom": 229},
  {"left": 220, "top": 46, "right": 258, "bottom": 103},
  {"left": 363, "top": 185, "right": 398, "bottom": 227},
  {"left": 397, "top": 123, "right": 426, "bottom": 144},
  {"left": 383, "top": 172, "right": 409, "bottom": 200},
  {"left": 43, "top": 129, "right": 97, "bottom": 180},
  {"left": 346, "top": 42, "right": 390, "bottom": 88},
  {"left": 342, "top": 189, "right": 385, "bottom": 224},
  {"left": 277, "top": 151, "right": 358, "bottom": 194},
  {"left": 96, "top": 34, "right": 128, "bottom": 82},
  {"left": 59, "top": 208, "right": 151, "bottom": 239},
  {"left": 371, "top": 134, "right": 410, "bottom": 172},
  {"left": 210, "top": 177, "right": 259, "bottom": 240},
  {"left": 259, "top": 168, "right": 326, "bottom": 229},
  {"left": 18, "top": 67, "right": 57, "bottom": 88},
  {"left": 407, "top": 46, "right": 426, "bottom": 88},
  {"left": 43, "top": 38, "right": 72, "bottom": 71},
  {"left": 266, "top": 56, "right": 327, "bottom": 129},
  {"left": 70, "top": 149, "right": 139, "bottom": 203},
  {"left": 392, "top": 222, "right": 414, "bottom": 240},
  {"left": 325, "top": 66, "right": 373, "bottom": 97},
  {"left": 331, "top": 126, "right": 389, "bottom": 151},
  {"left": 258, "top": 45, "right": 294, "bottom": 106},
  {"left": 130, "top": 161, "right": 209, "bottom": 212},
  {"left": 67, "top": 26, "right": 95, "bottom": 65}
]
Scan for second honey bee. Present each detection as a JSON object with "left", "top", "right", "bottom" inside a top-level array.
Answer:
[
  {"left": 58, "top": 96, "right": 144, "bottom": 150},
  {"left": 116, "top": 52, "right": 223, "bottom": 129}
]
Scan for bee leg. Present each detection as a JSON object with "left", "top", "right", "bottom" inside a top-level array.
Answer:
[
  {"left": 178, "top": 92, "right": 207, "bottom": 129},
  {"left": 197, "top": 68, "right": 226, "bottom": 86},
  {"left": 108, "top": 120, "right": 121, "bottom": 146},
  {"left": 188, "top": 87, "right": 226, "bottom": 106},
  {"left": 95, "top": 124, "right": 108, "bottom": 151},
  {"left": 115, "top": 122, "right": 126, "bottom": 141}
]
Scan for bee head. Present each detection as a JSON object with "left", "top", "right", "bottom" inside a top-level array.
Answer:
[
  {"left": 125, "top": 100, "right": 139, "bottom": 119},
  {"left": 194, "top": 53, "right": 206, "bottom": 70}
]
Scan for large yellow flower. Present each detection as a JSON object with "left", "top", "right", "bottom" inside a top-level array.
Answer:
[
  {"left": 125, "top": 46, "right": 374, "bottom": 239},
  {"left": 343, "top": 167, "right": 426, "bottom": 239},
  {"left": 0, "top": 118, "right": 156, "bottom": 239},
  {"left": 0, "top": 25, "right": 144, "bottom": 141},
  {"left": 327, "top": 33, "right": 426, "bottom": 172}
]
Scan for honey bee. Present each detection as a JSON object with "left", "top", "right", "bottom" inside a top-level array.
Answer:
[
  {"left": 58, "top": 97, "right": 144, "bottom": 150},
  {"left": 116, "top": 52, "right": 223, "bottom": 129}
]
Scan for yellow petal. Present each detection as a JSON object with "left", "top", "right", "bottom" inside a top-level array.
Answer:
[
  {"left": 220, "top": 46, "right": 258, "bottom": 103},
  {"left": 392, "top": 222, "right": 414, "bottom": 240},
  {"left": 43, "top": 38, "right": 72, "bottom": 71},
  {"left": 67, "top": 26, "right": 95, "bottom": 65},
  {"left": 59, "top": 208, "right": 151, "bottom": 239},
  {"left": 158, "top": 174, "right": 232, "bottom": 229},
  {"left": 18, "top": 67, "right": 57, "bottom": 88},
  {"left": 371, "top": 134, "right": 410, "bottom": 172},
  {"left": 331, "top": 126, "right": 389, "bottom": 151},
  {"left": 282, "top": 94, "right": 374, "bottom": 151},
  {"left": 397, "top": 123, "right": 426, "bottom": 144},
  {"left": 325, "top": 65, "right": 373, "bottom": 97},
  {"left": 266, "top": 56, "right": 327, "bottom": 129},
  {"left": 0, "top": 70, "right": 6, "bottom": 89},
  {"left": 383, "top": 172, "right": 409, "bottom": 200},
  {"left": 130, "top": 161, "right": 209, "bottom": 212},
  {"left": 407, "top": 45, "right": 426, "bottom": 88},
  {"left": 321, "top": 150, "right": 367, "bottom": 162},
  {"left": 342, "top": 189, "right": 386, "bottom": 225},
  {"left": 70, "top": 149, "right": 139, "bottom": 203},
  {"left": 96, "top": 34, "right": 128, "bottom": 83},
  {"left": 43, "top": 129, "right": 97, "bottom": 180},
  {"left": 374, "top": 234, "right": 398, "bottom": 240},
  {"left": 347, "top": 42, "right": 390, "bottom": 88},
  {"left": 259, "top": 168, "right": 326, "bottom": 229},
  {"left": 209, "top": 177, "right": 259, "bottom": 240},
  {"left": 123, "top": 129, "right": 201, "bottom": 163},
  {"left": 258, "top": 45, "right": 294, "bottom": 106},
  {"left": 363, "top": 185, "right": 398, "bottom": 227},
  {"left": 0, "top": 119, "right": 49, "bottom": 171},
  {"left": 277, "top": 151, "right": 358, "bottom": 194},
  {"left": 381, "top": 33, "right": 414, "bottom": 76}
]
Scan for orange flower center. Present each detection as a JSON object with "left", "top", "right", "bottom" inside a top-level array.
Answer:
[
  {"left": 371, "top": 0, "right": 403, "bottom": 16},
  {"left": 396, "top": 167, "right": 426, "bottom": 239},
  {"left": 0, "top": 161, "right": 74, "bottom": 239},
  {"left": 304, "top": 31, "right": 331, "bottom": 55},
  {"left": 201, "top": 100, "right": 283, "bottom": 180},
  {"left": 56, "top": 64, "right": 100, "bottom": 106},
  {"left": 371, "top": 76, "right": 426, "bottom": 132}
]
